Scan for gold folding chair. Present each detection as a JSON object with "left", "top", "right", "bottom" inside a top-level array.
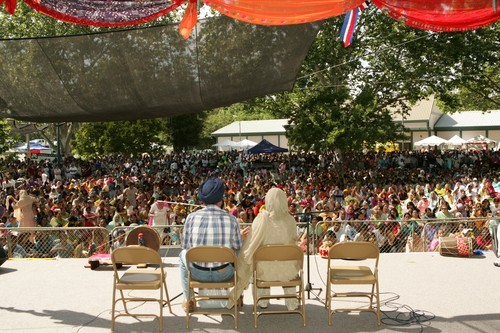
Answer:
[
  {"left": 252, "top": 244, "right": 306, "bottom": 328},
  {"left": 125, "top": 226, "right": 161, "bottom": 251},
  {"left": 326, "top": 241, "right": 380, "bottom": 326},
  {"left": 185, "top": 246, "right": 238, "bottom": 329},
  {"left": 111, "top": 245, "right": 172, "bottom": 332}
]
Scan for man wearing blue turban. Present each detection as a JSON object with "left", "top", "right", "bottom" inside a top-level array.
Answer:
[{"left": 179, "top": 178, "right": 243, "bottom": 313}]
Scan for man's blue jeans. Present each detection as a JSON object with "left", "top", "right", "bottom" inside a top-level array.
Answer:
[{"left": 179, "top": 249, "right": 235, "bottom": 299}]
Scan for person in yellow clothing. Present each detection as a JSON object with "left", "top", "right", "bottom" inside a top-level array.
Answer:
[
  {"left": 50, "top": 209, "right": 69, "bottom": 227},
  {"left": 434, "top": 183, "right": 446, "bottom": 197}
]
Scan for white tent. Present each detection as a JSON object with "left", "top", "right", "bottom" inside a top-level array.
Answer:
[
  {"left": 465, "top": 135, "right": 497, "bottom": 150},
  {"left": 413, "top": 135, "right": 447, "bottom": 148},
  {"left": 212, "top": 139, "right": 236, "bottom": 147},
  {"left": 15, "top": 142, "right": 52, "bottom": 154},
  {"left": 466, "top": 135, "right": 496, "bottom": 144},
  {"left": 234, "top": 139, "right": 258, "bottom": 149},
  {"left": 446, "top": 135, "right": 466, "bottom": 147}
]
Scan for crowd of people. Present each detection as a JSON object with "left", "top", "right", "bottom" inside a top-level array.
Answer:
[{"left": 0, "top": 147, "right": 499, "bottom": 258}]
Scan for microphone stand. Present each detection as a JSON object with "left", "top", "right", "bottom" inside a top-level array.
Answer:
[{"left": 303, "top": 213, "right": 323, "bottom": 301}]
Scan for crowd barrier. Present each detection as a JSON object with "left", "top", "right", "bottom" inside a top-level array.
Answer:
[
  {"left": 0, "top": 217, "right": 498, "bottom": 259},
  {"left": 297, "top": 217, "right": 499, "bottom": 255}
]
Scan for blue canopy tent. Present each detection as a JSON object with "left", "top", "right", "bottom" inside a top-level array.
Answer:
[{"left": 246, "top": 139, "right": 288, "bottom": 154}]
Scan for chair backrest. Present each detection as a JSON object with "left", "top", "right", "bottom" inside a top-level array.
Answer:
[
  {"left": 253, "top": 244, "right": 304, "bottom": 264},
  {"left": 125, "top": 226, "right": 161, "bottom": 251},
  {"left": 186, "top": 246, "right": 236, "bottom": 264},
  {"left": 111, "top": 245, "right": 162, "bottom": 265},
  {"left": 328, "top": 242, "right": 379, "bottom": 261}
]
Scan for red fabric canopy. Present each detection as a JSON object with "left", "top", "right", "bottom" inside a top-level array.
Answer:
[
  {"left": 11, "top": 0, "right": 184, "bottom": 26},
  {"left": 371, "top": 0, "right": 500, "bottom": 31},
  {"left": 204, "top": 0, "right": 366, "bottom": 25},
  {"left": 0, "top": 0, "right": 498, "bottom": 38}
]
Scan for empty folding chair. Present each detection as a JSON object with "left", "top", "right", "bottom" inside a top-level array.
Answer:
[
  {"left": 111, "top": 245, "right": 171, "bottom": 331},
  {"left": 326, "top": 241, "right": 380, "bottom": 326}
]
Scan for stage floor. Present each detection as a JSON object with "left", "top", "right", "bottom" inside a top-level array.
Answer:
[{"left": 1, "top": 251, "right": 500, "bottom": 333}]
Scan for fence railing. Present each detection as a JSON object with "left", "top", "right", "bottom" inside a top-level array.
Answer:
[
  {"left": 1, "top": 217, "right": 498, "bottom": 259},
  {"left": 296, "top": 217, "right": 499, "bottom": 255},
  {"left": 0, "top": 224, "right": 194, "bottom": 259}
]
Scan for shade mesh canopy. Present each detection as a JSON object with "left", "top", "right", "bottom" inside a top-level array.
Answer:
[{"left": 0, "top": 16, "right": 320, "bottom": 122}]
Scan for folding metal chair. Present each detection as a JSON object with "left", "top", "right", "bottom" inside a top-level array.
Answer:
[
  {"left": 125, "top": 226, "right": 161, "bottom": 251},
  {"left": 185, "top": 246, "right": 238, "bottom": 328},
  {"left": 111, "top": 245, "right": 172, "bottom": 331},
  {"left": 252, "top": 244, "right": 306, "bottom": 328},
  {"left": 326, "top": 241, "right": 380, "bottom": 326}
]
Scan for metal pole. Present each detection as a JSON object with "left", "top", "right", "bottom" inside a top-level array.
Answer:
[
  {"left": 239, "top": 121, "right": 242, "bottom": 141},
  {"left": 56, "top": 124, "right": 62, "bottom": 167},
  {"left": 26, "top": 134, "right": 31, "bottom": 159},
  {"left": 402, "top": 116, "right": 405, "bottom": 151}
]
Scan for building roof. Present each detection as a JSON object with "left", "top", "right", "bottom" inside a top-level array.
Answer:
[
  {"left": 391, "top": 96, "right": 441, "bottom": 122},
  {"left": 434, "top": 110, "right": 500, "bottom": 129},
  {"left": 212, "top": 119, "right": 288, "bottom": 136}
]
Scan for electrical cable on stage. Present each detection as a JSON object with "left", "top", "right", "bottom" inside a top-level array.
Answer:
[{"left": 379, "top": 292, "right": 435, "bottom": 333}]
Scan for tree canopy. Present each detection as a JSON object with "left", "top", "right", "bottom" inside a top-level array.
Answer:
[
  {"left": 72, "top": 119, "right": 167, "bottom": 158},
  {"left": 217, "top": 11, "right": 498, "bottom": 153}
]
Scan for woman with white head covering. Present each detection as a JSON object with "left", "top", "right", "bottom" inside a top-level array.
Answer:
[
  {"left": 6, "top": 190, "right": 37, "bottom": 228},
  {"left": 148, "top": 195, "right": 170, "bottom": 227},
  {"left": 227, "top": 187, "right": 299, "bottom": 310}
]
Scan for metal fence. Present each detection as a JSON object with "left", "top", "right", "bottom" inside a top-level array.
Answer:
[
  {"left": 297, "top": 217, "right": 499, "bottom": 255},
  {"left": 1, "top": 217, "right": 498, "bottom": 259},
  {"left": 0, "top": 223, "right": 195, "bottom": 259}
]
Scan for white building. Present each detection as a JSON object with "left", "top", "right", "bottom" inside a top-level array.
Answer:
[
  {"left": 211, "top": 98, "right": 500, "bottom": 150},
  {"left": 391, "top": 96, "right": 500, "bottom": 148},
  {"left": 212, "top": 119, "right": 289, "bottom": 150}
]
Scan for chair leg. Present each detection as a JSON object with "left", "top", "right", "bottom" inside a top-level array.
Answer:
[
  {"left": 326, "top": 278, "right": 332, "bottom": 325},
  {"left": 185, "top": 286, "right": 192, "bottom": 329},
  {"left": 253, "top": 278, "right": 258, "bottom": 328},
  {"left": 158, "top": 284, "right": 164, "bottom": 332},
  {"left": 370, "top": 283, "right": 375, "bottom": 309},
  {"left": 163, "top": 281, "right": 172, "bottom": 313},
  {"left": 119, "top": 290, "right": 130, "bottom": 314},
  {"left": 233, "top": 288, "right": 238, "bottom": 329},
  {"left": 301, "top": 283, "right": 306, "bottom": 326},
  {"left": 111, "top": 289, "right": 117, "bottom": 331},
  {"left": 376, "top": 281, "right": 381, "bottom": 326}
]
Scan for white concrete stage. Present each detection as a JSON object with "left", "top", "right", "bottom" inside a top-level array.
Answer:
[{"left": 1, "top": 250, "right": 500, "bottom": 333}]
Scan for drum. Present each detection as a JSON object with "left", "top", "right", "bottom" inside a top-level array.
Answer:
[
  {"left": 319, "top": 242, "right": 333, "bottom": 259},
  {"left": 439, "top": 237, "right": 472, "bottom": 257}
]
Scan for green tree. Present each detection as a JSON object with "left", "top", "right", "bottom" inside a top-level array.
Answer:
[
  {"left": 165, "top": 113, "right": 207, "bottom": 152},
  {"left": 248, "top": 12, "right": 498, "bottom": 152},
  {"left": 439, "top": 66, "right": 499, "bottom": 112},
  {"left": 0, "top": 119, "right": 13, "bottom": 151},
  {"left": 72, "top": 119, "right": 165, "bottom": 158}
]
